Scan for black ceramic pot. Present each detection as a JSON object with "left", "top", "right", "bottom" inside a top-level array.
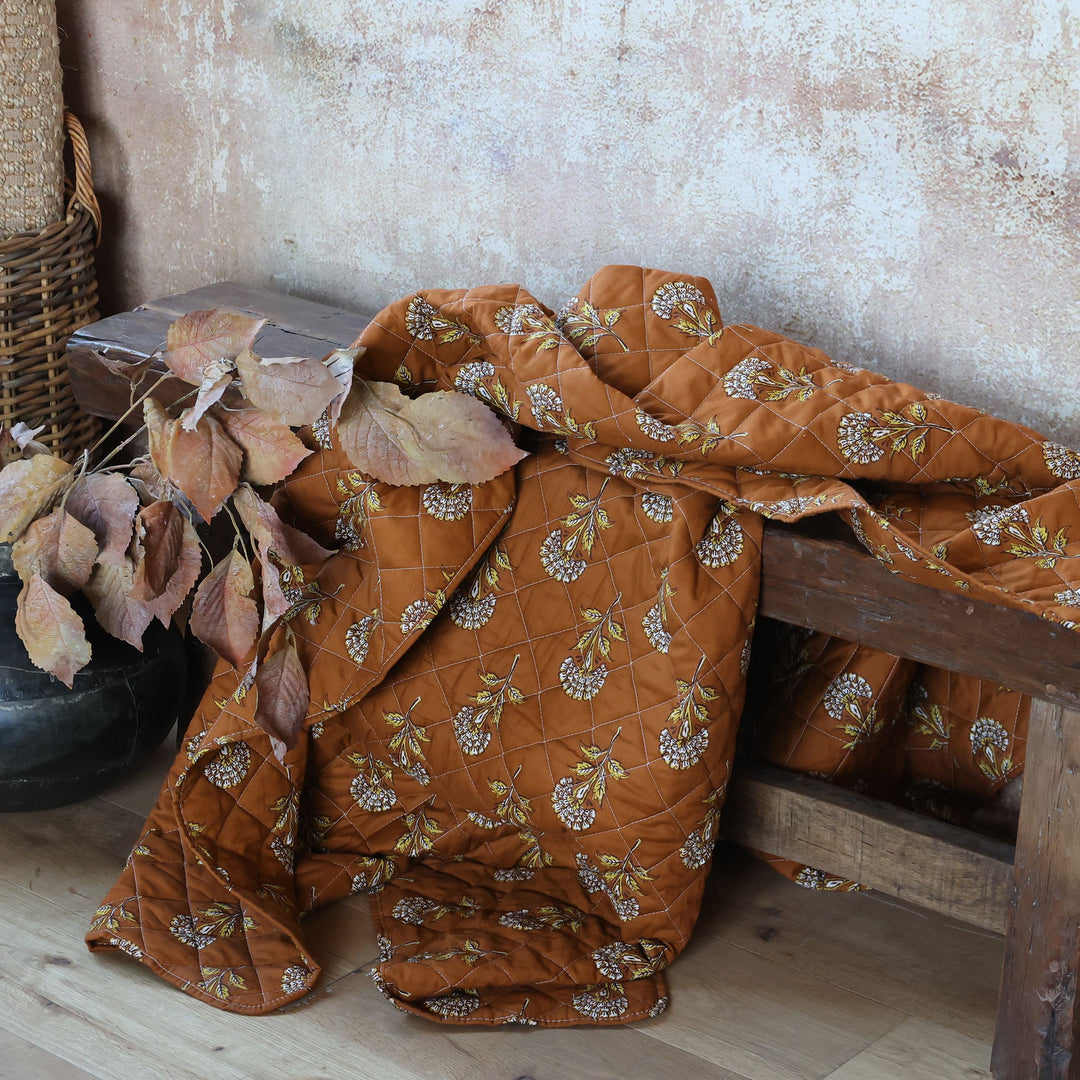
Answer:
[{"left": 0, "top": 543, "right": 186, "bottom": 811}]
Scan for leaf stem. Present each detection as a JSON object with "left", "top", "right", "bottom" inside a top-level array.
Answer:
[{"left": 85, "top": 370, "right": 176, "bottom": 463}]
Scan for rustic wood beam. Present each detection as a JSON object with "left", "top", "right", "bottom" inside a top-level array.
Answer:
[
  {"left": 993, "top": 698, "right": 1080, "bottom": 1079},
  {"left": 760, "top": 521, "right": 1080, "bottom": 710},
  {"left": 723, "top": 763, "right": 1014, "bottom": 934}
]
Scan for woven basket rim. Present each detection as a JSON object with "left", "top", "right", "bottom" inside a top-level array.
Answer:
[{"left": 0, "top": 202, "right": 96, "bottom": 259}]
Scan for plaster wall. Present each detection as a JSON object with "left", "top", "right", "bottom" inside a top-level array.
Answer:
[{"left": 57, "top": 1, "right": 1080, "bottom": 442}]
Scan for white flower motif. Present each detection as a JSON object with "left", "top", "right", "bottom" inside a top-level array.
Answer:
[
  {"left": 345, "top": 615, "right": 378, "bottom": 665},
  {"left": 559, "top": 656, "right": 608, "bottom": 700},
  {"left": 612, "top": 894, "right": 639, "bottom": 923},
  {"left": 795, "top": 867, "right": 827, "bottom": 890},
  {"left": 350, "top": 871, "right": 385, "bottom": 895},
  {"left": 449, "top": 591, "right": 497, "bottom": 630},
  {"left": 968, "top": 504, "right": 1028, "bottom": 546},
  {"left": 405, "top": 296, "right": 438, "bottom": 339},
  {"left": 722, "top": 356, "right": 770, "bottom": 399},
  {"left": 527, "top": 382, "right": 564, "bottom": 420},
  {"left": 837, "top": 411, "right": 885, "bottom": 465},
  {"left": 422, "top": 482, "right": 473, "bottom": 521},
  {"left": 575, "top": 852, "right": 604, "bottom": 893},
  {"left": 555, "top": 296, "right": 579, "bottom": 328},
  {"left": 740, "top": 630, "right": 753, "bottom": 677},
  {"left": 605, "top": 447, "right": 657, "bottom": 479},
  {"left": 169, "top": 915, "right": 215, "bottom": 950},
  {"left": 641, "top": 603, "right": 671, "bottom": 654},
  {"left": 392, "top": 896, "right": 438, "bottom": 925},
  {"left": 552, "top": 776, "right": 597, "bottom": 831},
  {"left": 659, "top": 726, "right": 709, "bottom": 770},
  {"left": 795, "top": 867, "right": 854, "bottom": 890},
  {"left": 107, "top": 937, "right": 143, "bottom": 958},
  {"left": 553, "top": 438, "right": 569, "bottom": 455},
  {"left": 648, "top": 996, "right": 669, "bottom": 1017},
  {"left": 1054, "top": 588, "right": 1080, "bottom": 608},
  {"left": 498, "top": 910, "right": 543, "bottom": 931},
  {"left": 270, "top": 835, "right": 294, "bottom": 873},
  {"left": 424, "top": 989, "right": 482, "bottom": 1017},
  {"left": 572, "top": 983, "right": 629, "bottom": 1020},
  {"left": 495, "top": 303, "right": 547, "bottom": 335},
  {"left": 539, "top": 529, "right": 587, "bottom": 583},
  {"left": 311, "top": 412, "right": 332, "bottom": 450},
  {"left": 1043, "top": 441, "right": 1080, "bottom": 480},
  {"left": 651, "top": 281, "right": 707, "bottom": 319},
  {"left": 204, "top": 741, "right": 251, "bottom": 790},
  {"left": 280, "top": 965, "right": 310, "bottom": 994},
  {"left": 695, "top": 510, "right": 744, "bottom": 568},
  {"left": 453, "top": 705, "right": 492, "bottom": 756},
  {"left": 592, "top": 942, "right": 633, "bottom": 979},
  {"left": 823, "top": 672, "right": 874, "bottom": 720},
  {"left": 635, "top": 409, "right": 678, "bottom": 442},
  {"left": 749, "top": 496, "right": 821, "bottom": 519},
  {"left": 492, "top": 866, "right": 534, "bottom": 883},
  {"left": 349, "top": 760, "right": 396, "bottom": 812},
  {"left": 641, "top": 491, "right": 673, "bottom": 524},
  {"left": 970, "top": 716, "right": 1010, "bottom": 754},
  {"left": 679, "top": 830, "right": 714, "bottom": 870},
  {"left": 400, "top": 598, "right": 433, "bottom": 636},
  {"left": 454, "top": 360, "right": 495, "bottom": 397}
]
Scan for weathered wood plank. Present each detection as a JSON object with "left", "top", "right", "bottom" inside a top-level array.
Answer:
[
  {"left": 66, "top": 283, "right": 368, "bottom": 424},
  {"left": 722, "top": 764, "right": 1014, "bottom": 934},
  {"left": 760, "top": 522, "right": 1080, "bottom": 709},
  {"left": 993, "top": 699, "right": 1080, "bottom": 1080},
  {"left": 141, "top": 280, "right": 372, "bottom": 346}
]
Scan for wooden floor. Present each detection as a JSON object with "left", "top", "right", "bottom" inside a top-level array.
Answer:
[{"left": 0, "top": 737, "right": 1000, "bottom": 1080}]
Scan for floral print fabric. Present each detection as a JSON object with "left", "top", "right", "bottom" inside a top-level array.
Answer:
[{"left": 88, "top": 265, "right": 1080, "bottom": 1025}]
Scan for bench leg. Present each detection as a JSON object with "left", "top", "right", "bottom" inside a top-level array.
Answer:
[{"left": 994, "top": 699, "right": 1080, "bottom": 1079}]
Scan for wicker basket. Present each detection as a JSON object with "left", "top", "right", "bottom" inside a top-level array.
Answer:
[
  {"left": 0, "top": 112, "right": 102, "bottom": 465},
  {"left": 1, "top": 0, "right": 65, "bottom": 236}
]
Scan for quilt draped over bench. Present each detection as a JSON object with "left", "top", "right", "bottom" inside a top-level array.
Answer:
[{"left": 88, "top": 265, "right": 1080, "bottom": 1025}]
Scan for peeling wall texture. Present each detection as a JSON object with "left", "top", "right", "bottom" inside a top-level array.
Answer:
[{"left": 57, "top": 1, "right": 1080, "bottom": 442}]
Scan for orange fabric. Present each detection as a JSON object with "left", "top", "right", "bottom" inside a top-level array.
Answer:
[{"left": 88, "top": 265, "right": 1080, "bottom": 1024}]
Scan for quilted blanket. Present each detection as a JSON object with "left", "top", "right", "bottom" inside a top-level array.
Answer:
[{"left": 87, "top": 265, "right": 1080, "bottom": 1025}]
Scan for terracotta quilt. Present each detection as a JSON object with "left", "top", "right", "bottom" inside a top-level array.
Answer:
[{"left": 87, "top": 265, "right": 1080, "bottom": 1025}]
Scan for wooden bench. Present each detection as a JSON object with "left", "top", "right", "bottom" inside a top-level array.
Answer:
[{"left": 67, "top": 283, "right": 1080, "bottom": 1080}]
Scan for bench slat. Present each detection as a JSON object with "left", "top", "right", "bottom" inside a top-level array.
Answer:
[{"left": 723, "top": 763, "right": 1014, "bottom": 935}]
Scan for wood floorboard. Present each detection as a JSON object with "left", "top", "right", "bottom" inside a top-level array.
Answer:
[
  {"left": 695, "top": 846, "right": 1002, "bottom": 1046},
  {"left": 0, "top": 769, "right": 1000, "bottom": 1079},
  {"left": 0, "top": 1027, "right": 99, "bottom": 1080},
  {"left": 823, "top": 1017, "right": 992, "bottom": 1079}
]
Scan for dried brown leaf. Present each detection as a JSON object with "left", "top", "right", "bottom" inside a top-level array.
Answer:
[
  {"left": 337, "top": 379, "right": 527, "bottom": 487},
  {"left": 16, "top": 574, "right": 92, "bottom": 687},
  {"left": 254, "top": 639, "right": 308, "bottom": 761},
  {"left": 11, "top": 509, "right": 98, "bottom": 595},
  {"left": 232, "top": 483, "right": 334, "bottom": 567},
  {"left": 146, "top": 513, "right": 203, "bottom": 627},
  {"left": 190, "top": 548, "right": 258, "bottom": 667},
  {"left": 0, "top": 454, "right": 74, "bottom": 543},
  {"left": 236, "top": 348, "right": 340, "bottom": 427},
  {"left": 84, "top": 559, "right": 154, "bottom": 649},
  {"left": 144, "top": 398, "right": 243, "bottom": 521},
  {"left": 127, "top": 460, "right": 167, "bottom": 505},
  {"left": 66, "top": 472, "right": 140, "bottom": 566},
  {"left": 9, "top": 421, "right": 45, "bottom": 449},
  {"left": 164, "top": 309, "right": 267, "bottom": 385},
  {"left": 85, "top": 347, "right": 153, "bottom": 382},
  {"left": 323, "top": 347, "right": 361, "bottom": 426},
  {"left": 130, "top": 500, "right": 185, "bottom": 601},
  {"left": 216, "top": 408, "right": 312, "bottom": 486},
  {"left": 183, "top": 358, "right": 236, "bottom": 430}
]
